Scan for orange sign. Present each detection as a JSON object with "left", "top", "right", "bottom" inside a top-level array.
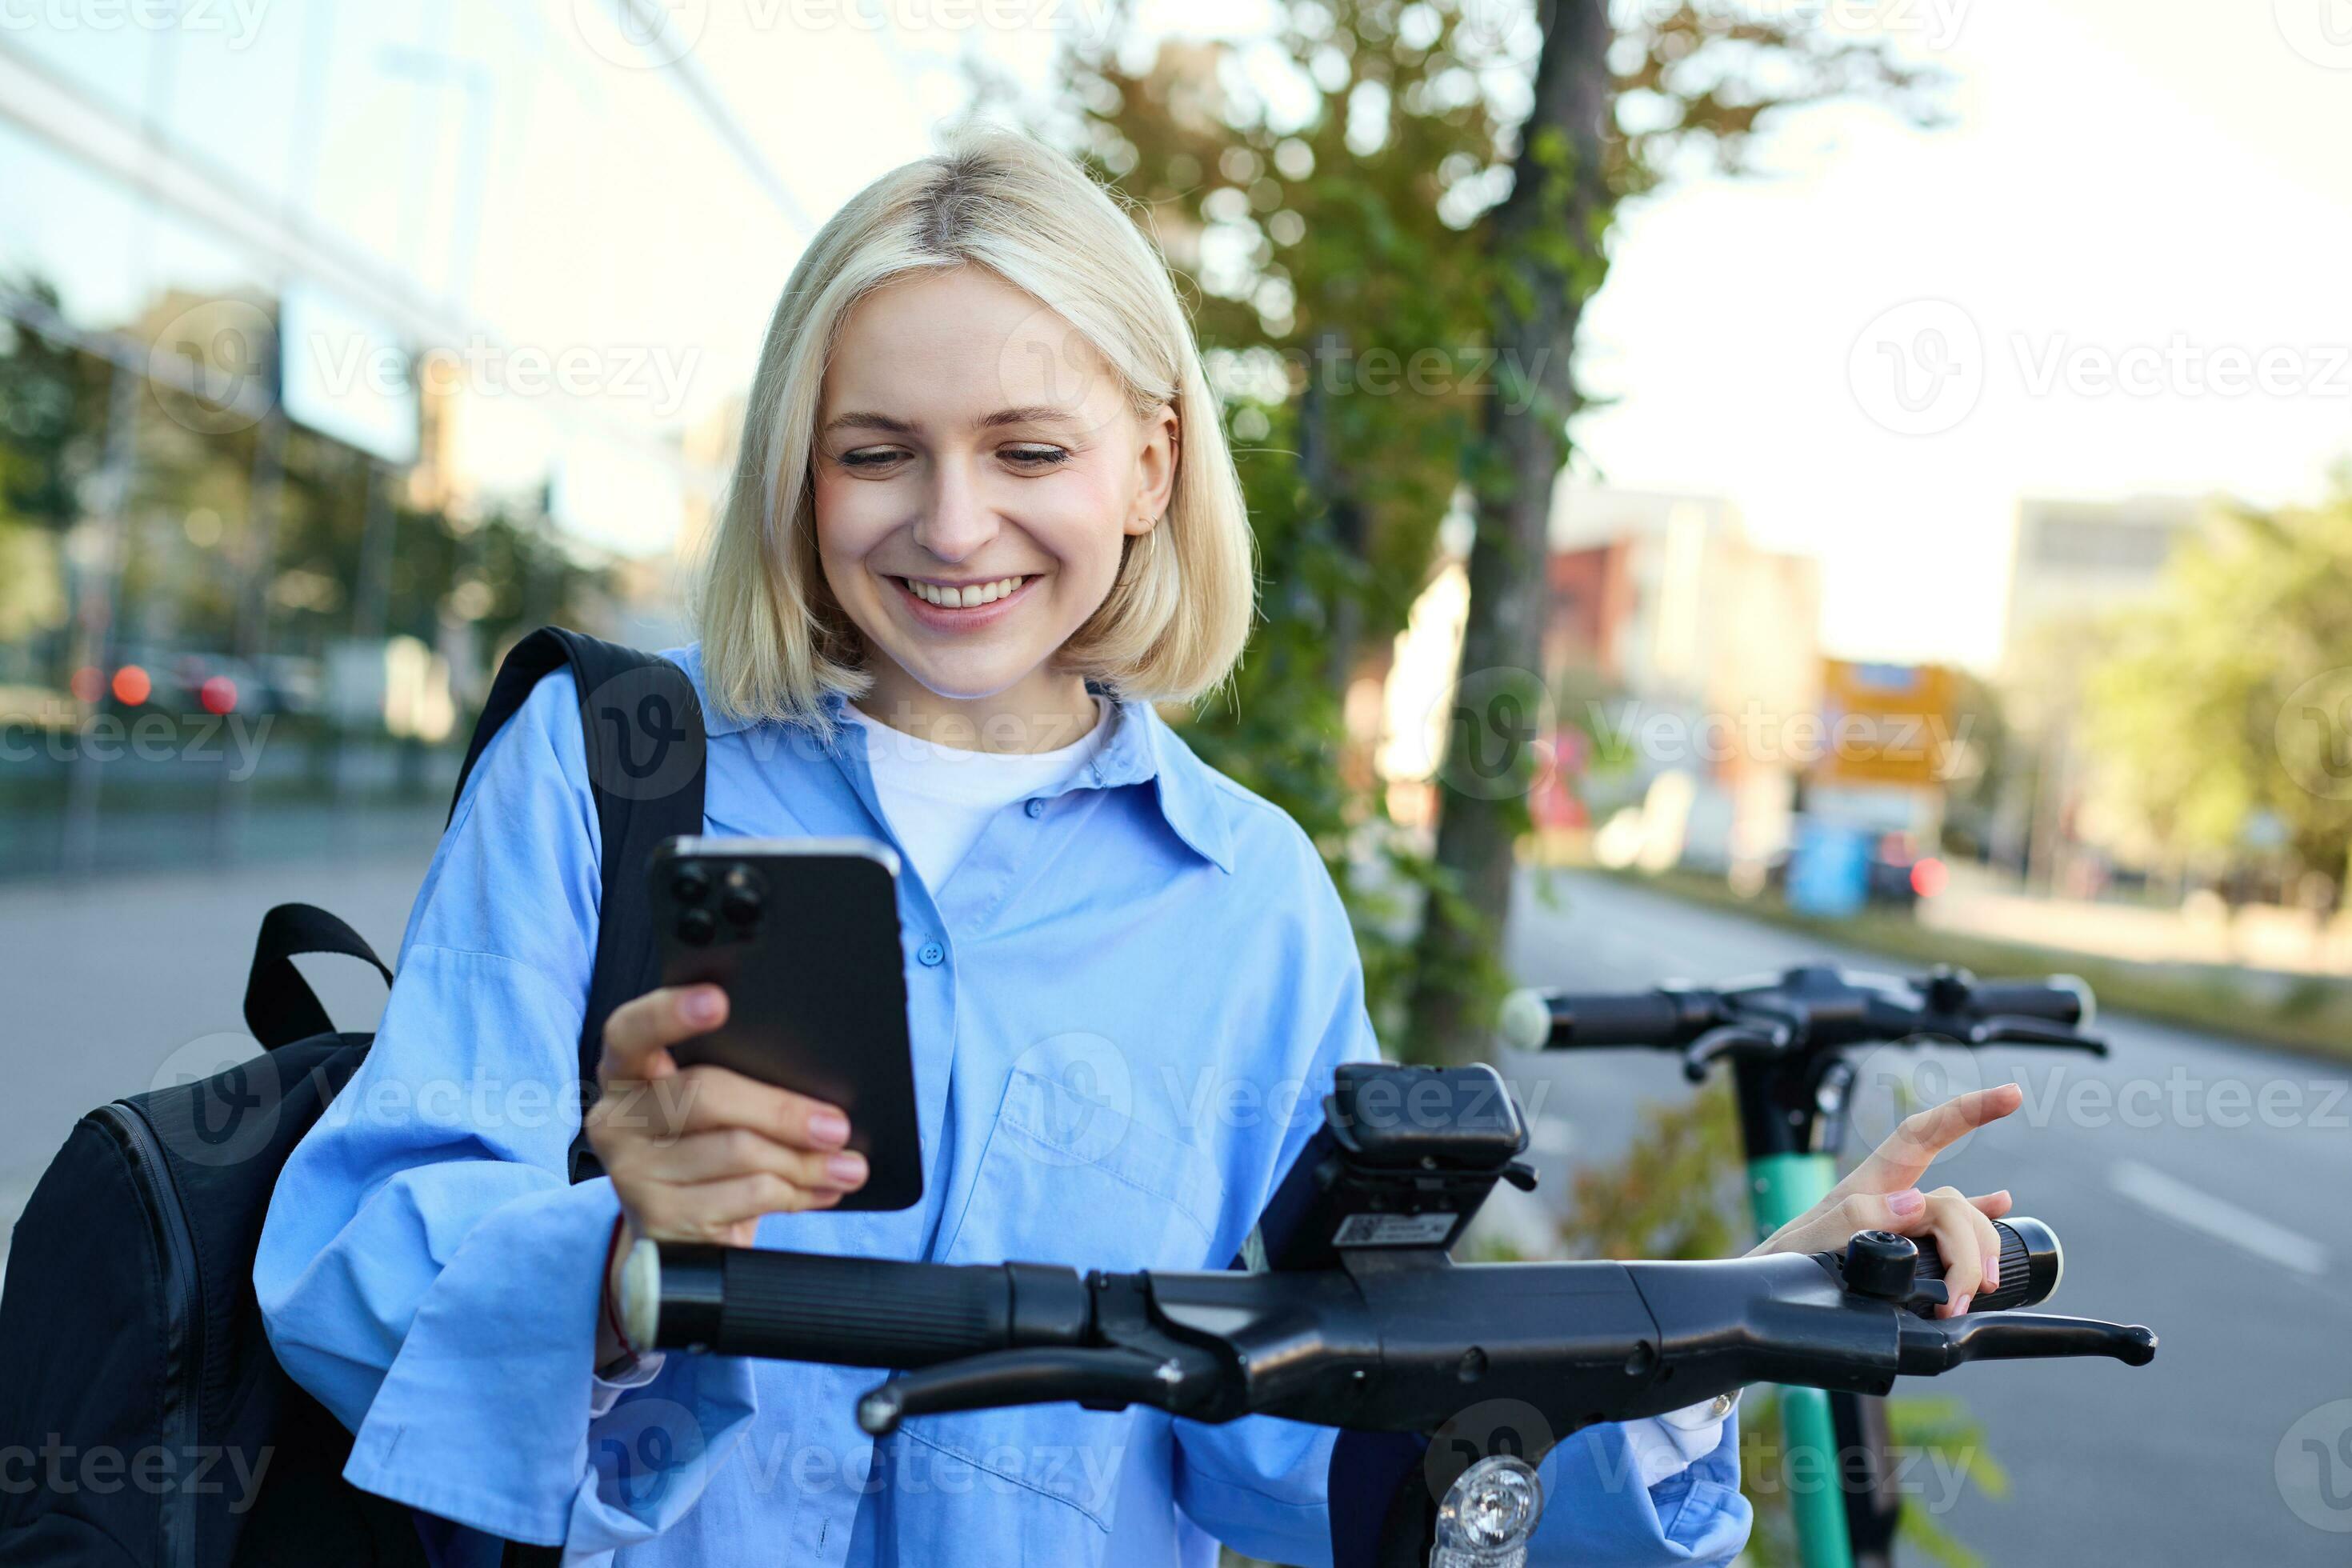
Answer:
[{"left": 1813, "top": 660, "right": 1958, "bottom": 789}]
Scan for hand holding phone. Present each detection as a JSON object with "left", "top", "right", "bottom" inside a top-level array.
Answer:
[{"left": 586, "top": 982, "right": 873, "bottom": 1245}]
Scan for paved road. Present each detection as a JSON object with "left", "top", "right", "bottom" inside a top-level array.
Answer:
[
  {"left": 1495, "top": 869, "right": 2352, "bottom": 1566},
  {"left": 6, "top": 855, "right": 2348, "bottom": 1562},
  {"left": 0, "top": 850, "right": 433, "bottom": 1269}
]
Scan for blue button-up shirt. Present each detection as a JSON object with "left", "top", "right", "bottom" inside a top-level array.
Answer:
[{"left": 254, "top": 643, "right": 1749, "bottom": 1566}]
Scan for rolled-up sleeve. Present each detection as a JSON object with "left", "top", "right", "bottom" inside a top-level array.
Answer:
[
  {"left": 1528, "top": 1410, "right": 1750, "bottom": 1564},
  {"left": 252, "top": 670, "right": 756, "bottom": 1554}
]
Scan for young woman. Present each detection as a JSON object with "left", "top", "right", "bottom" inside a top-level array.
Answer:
[{"left": 255, "top": 130, "right": 2022, "bottom": 1567}]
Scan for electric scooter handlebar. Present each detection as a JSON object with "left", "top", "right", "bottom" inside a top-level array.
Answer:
[
  {"left": 1498, "top": 964, "right": 2106, "bottom": 1069},
  {"left": 618, "top": 1217, "right": 2150, "bottom": 1442}
]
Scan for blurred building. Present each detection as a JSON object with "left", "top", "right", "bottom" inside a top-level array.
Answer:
[
  {"left": 1997, "top": 495, "right": 2204, "bottom": 720},
  {"left": 0, "top": 6, "right": 872, "bottom": 876},
  {"left": 1542, "top": 486, "right": 1822, "bottom": 871},
  {"left": 1990, "top": 494, "right": 2206, "bottom": 892}
]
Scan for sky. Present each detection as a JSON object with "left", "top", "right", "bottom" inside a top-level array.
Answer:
[
  {"left": 1566, "top": 0, "right": 2352, "bottom": 669},
  {"left": 6, "top": 0, "right": 2348, "bottom": 669},
  {"left": 694, "top": 0, "right": 2352, "bottom": 670}
]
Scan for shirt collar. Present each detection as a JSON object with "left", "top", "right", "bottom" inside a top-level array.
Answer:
[
  {"left": 1085, "top": 690, "right": 1237, "bottom": 875},
  {"left": 670, "top": 643, "right": 1235, "bottom": 874}
]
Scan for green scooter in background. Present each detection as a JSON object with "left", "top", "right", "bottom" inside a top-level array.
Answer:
[{"left": 1502, "top": 965, "right": 2102, "bottom": 1568}]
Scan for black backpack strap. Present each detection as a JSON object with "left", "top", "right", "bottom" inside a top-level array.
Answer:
[
  {"left": 450, "top": 626, "right": 708, "bottom": 1182},
  {"left": 244, "top": 902, "right": 396, "bottom": 1049}
]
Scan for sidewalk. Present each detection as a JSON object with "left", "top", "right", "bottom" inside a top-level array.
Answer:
[
  {"left": 0, "top": 847, "right": 438, "bottom": 1269},
  {"left": 1922, "top": 867, "right": 2352, "bottom": 976}
]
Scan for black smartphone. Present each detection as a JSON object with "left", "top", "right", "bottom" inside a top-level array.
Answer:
[{"left": 647, "top": 836, "right": 923, "bottom": 1212}]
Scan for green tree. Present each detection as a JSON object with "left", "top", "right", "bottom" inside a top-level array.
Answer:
[
  {"left": 0, "top": 281, "right": 110, "bottom": 667},
  {"left": 2087, "top": 482, "right": 2352, "bottom": 908},
  {"left": 1410, "top": 2, "right": 1945, "bottom": 1059},
  {"left": 1043, "top": 9, "right": 1525, "bottom": 1045}
]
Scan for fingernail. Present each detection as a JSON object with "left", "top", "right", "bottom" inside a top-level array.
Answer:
[
  {"left": 686, "top": 988, "right": 723, "bottom": 1024},
  {"left": 1888, "top": 1188, "right": 1926, "bottom": 1217},
  {"left": 827, "top": 1153, "right": 868, "bottom": 1187},
  {"left": 1953, "top": 1291, "right": 1973, "bottom": 1316},
  {"left": 1983, "top": 1250, "right": 2000, "bottom": 1291},
  {"left": 808, "top": 1109, "right": 850, "bottom": 1147}
]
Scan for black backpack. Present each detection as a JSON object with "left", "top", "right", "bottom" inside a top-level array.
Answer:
[{"left": 0, "top": 628, "right": 708, "bottom": 1568}]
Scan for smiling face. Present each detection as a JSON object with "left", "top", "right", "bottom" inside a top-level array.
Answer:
[{"left": 810, "top": 266, "right": 1178, "bottom": 748}]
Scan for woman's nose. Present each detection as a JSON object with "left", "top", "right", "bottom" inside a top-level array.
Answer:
[{"left": 911, "top": 459, "right": 999, "bottom": 563}]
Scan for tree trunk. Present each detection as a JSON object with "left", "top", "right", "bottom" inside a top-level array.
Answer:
[
  {"left": 1300, "top": 328, "right": 1368, "bottom": 696},
  {"left": 1406, "top": 0, "right": 1614, "bottom": 1063}
]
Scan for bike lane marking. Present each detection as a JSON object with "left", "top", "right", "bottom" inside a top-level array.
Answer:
[{"left": 2107, "top": 1158, "right": 2330, "bottom": 1278}]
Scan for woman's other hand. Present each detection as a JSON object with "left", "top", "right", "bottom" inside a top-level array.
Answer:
[{"left": 1747, "top": 1083, "right": 2023, "bottom": 1318}]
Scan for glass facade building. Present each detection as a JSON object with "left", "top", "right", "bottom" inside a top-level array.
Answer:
[{"left": 0, "top": 0, "right": 965, "bottom": 877}]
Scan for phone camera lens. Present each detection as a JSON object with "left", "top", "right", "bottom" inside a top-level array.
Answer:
[
  {"left": 721, "top": 866, "right": 764, "bottom": 925},
  {"left": 671, "top": 866, "right": 712, "bottom": 905},
  {"left": 678, "top": 906, "right": 718, "bottom": 945}
]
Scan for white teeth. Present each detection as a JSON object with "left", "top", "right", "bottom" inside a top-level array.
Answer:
[{"left": 907, "top": 575, "right": 1024, "bottom": 608}]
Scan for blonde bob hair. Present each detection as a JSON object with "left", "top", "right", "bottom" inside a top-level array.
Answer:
[{"left": 692, "top": 127, "right": 1258, "bottom": 731}]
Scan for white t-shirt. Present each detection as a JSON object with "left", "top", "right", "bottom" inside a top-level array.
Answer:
[
  {"left": 842, "top": 695, "right": 1115, "bottom": 892},
  {"left": 836, "top": 690, "right": 1738, "bottom": 1469}
]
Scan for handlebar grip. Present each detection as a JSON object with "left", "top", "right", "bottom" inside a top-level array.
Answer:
[
  {"left": 1498, "top": 988, "right": 1694, "bottom": 1051},
  {"left": 642, "top": 1245, "right": 1090, "bottom": 1367},
  {"left": 1964, "top": 978, "right": 2092, "bottom": 1029},
  {"left": 1910, "top": 1217, "right": 2062, "bottom": 1313}
]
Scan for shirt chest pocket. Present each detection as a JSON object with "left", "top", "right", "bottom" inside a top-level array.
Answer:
[
  {"left": 905, "top": 1066, "right": 1228, "bottom": 1530},
  {"left": 940, "top": 1065, "right": 1229, "bottom": 1273}
]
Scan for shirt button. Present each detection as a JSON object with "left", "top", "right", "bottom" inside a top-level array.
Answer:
[
  {"left": 1024, "top": 798, "right": 1046, "bottom": 818},
  {"left": 918, "top": 941, "right": 945, "bottom": 966}
]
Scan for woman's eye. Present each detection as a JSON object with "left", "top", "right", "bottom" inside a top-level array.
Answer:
[
  {"left": 838, "top": 449, "right": 906, "bottom": 470},
  {"left": 1003, "top": 446, "right": 1070, "bottom": 469}
]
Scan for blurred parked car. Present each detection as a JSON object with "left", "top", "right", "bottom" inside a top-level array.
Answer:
[{"left": 1756, "top": 826, "right": 1947, "bottom": 913}]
